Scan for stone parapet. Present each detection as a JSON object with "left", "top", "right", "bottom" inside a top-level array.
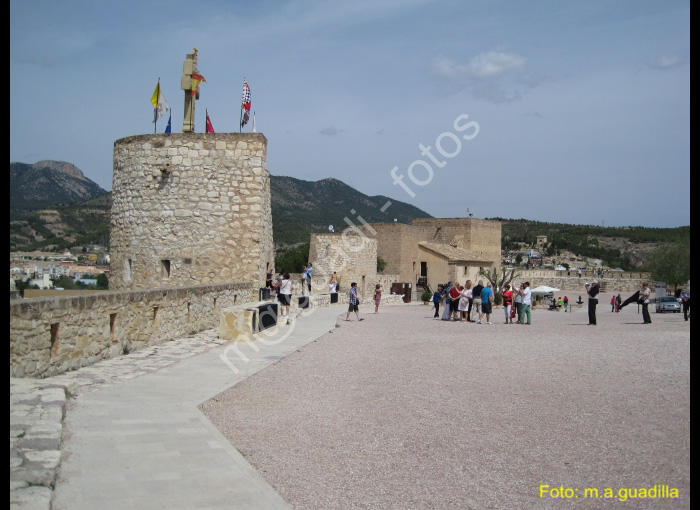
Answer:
[
  {"left": 523, "top": 269, "right": 651, "bottom": 281},
  {"left": 10, "top": 282, "right": 255, "bottom": 378},
  {"left": 513, "top": 275, "right": 651, "bottom": 293}
]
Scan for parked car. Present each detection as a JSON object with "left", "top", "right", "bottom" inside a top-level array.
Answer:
[{"left": 656, "top": 296, "right": 681, "bottom": 313}]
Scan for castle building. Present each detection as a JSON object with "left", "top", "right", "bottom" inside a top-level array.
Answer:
[
  {"left": 365, "top": 217, "right": 501, "bottom": 291},
  {"left": 308, "top": 217, "right": 501, "bottom": 298}
]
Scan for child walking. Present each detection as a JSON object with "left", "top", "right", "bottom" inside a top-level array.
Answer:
[{"left": 345, "top": 282, "right": 364, "bottom": 321}]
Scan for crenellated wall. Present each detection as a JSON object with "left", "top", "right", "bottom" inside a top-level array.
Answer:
[{"left": 10, "top": 282, "right": 256, "bottom": 378}]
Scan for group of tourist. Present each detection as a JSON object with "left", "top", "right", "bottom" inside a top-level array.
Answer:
[
  {"left": 429, "top": 279, "right": 669, "bottom": 327},
  {"left": 265, "top": 264, "right": 386, "bottom": 322},
  {"left": 432, "top": 280, "right": 534, "bottom": 325},
  {"left": 587, "top": 280, "right": 653, "bottom": 325},
  {"left": 267, "top": 268, "right": 677, "bottom": 328},
  {"left": 262, "top": 265, "right": 313, "bottom": 318},
  {"left": 610, "top": 293, "right": 623, "bottom": 313}
]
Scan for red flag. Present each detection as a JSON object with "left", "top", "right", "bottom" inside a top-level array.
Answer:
[{"left": 205, "top": 111, "right": 215, "bottom": 133}]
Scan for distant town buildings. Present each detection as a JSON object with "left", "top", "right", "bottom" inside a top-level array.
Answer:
[{"left": 10, "top": 251, "right": 109, "bottom": 289}]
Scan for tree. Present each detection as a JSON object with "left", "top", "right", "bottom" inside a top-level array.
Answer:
[
  {"left": 274, "top": 243, "right": 310, "bottom": 274},
  {"left": 377, "top": 256, "right": 387, "bottom": 273},
  {"left": 477, "top": 266, "right": 522, "bottom": 297},
  {"left": 646, "top": 242, "right": 690, "bottom": 293},
  {"left": 96, "top": 273, "right": 109, "bottom": 290},
  {"left": 54, "top": 275, "right": 75, "bottom": 289}
]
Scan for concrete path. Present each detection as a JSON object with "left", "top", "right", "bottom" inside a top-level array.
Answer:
[{"left": 11, "top": 305, "right": 342, "bottom": 510}]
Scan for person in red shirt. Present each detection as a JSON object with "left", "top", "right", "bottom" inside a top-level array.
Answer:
[
  {"left": 448, "top": 284, "right": 462, "bottom": 321},
  {"left": 502, "top": 284, "right": 514, "bottom": 324}
]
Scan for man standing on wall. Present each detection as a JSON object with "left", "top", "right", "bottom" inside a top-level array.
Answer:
[{"left": 306, "top": 263, "right": 313, "bottom": 294}]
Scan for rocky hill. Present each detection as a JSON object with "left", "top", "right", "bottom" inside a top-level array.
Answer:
[
  {"left": 271, "top": 176, "right": 431, "bottom": 245},
  {"left": 9, "top": 161, "right": 433, "bottom": 252},
  {"left": 10, "top": 161, "right": 108, "bottom": 220}
]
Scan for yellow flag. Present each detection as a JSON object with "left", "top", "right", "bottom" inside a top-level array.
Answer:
[{"left": 151, "top": 81, "right": 160, "bottom": 110}]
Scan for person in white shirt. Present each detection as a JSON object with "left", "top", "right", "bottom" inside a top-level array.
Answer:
[
  {"left": 518, "top": 282, "right": 532, "bottom": 325},
  {"left": 640, "top": 282, "right": 652, "bottom": 324},
  {"left": 513, "top": 285, "right": 523, "bottom": 324},
  {"left": 278, "top": 273, "right": 294, "bottom": 317}
]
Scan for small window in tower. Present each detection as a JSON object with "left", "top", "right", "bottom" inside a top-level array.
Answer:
[
  {"left": 161, "top": 259, "right": 171, "bottom": 279},
  {"left": 124, "top": 258, "right": 133, "bottom": 282}
]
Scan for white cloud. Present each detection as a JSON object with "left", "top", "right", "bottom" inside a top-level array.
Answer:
[
  {"left": 469, "top": 51, "right": 527, "bottom": 78},
  {"left": 648, "top": 55, "right": 683, "bottom": 70},
  {"left": 430, "top": 50, "right": 533, "bottom": 103},
  {"left": 431, "top": 51, "right": 526, "bottom": 81}
]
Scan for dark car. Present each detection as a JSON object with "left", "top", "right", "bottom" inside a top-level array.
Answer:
[{"left": 656, "top": 296, "right": 681, "bottom": 313}]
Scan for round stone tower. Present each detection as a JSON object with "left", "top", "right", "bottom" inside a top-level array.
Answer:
[{"left": 110, "top": 133, "right": 274, "bottom": 291}]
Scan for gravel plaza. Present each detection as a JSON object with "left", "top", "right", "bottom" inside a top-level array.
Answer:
[
  {"left": 202, "top": 294, "right": 690, "bottom": 509},
  {"left": 15, "top": 294, "right": 689, "bottom": 510}
]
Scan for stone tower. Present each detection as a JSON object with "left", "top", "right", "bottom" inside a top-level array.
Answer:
[{"left": 110, "top": 132, "right": 274, "bottom": 291}]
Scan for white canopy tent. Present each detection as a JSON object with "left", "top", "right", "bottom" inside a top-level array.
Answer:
[{"left": 530, "top": 285, "right": 560, "bottom": 295}]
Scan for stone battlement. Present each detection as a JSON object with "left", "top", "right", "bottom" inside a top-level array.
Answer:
[{"left": 10, "top": 282, "right": 255, "bottom": 378}]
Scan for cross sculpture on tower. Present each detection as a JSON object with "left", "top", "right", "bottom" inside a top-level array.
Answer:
[{"left": 181, "top": 48, "right": 205, "bottom": 132}]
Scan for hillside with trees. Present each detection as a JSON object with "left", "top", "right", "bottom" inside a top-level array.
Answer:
[{"left": 495, "top": 218, "right": 689, "bottom": 271}]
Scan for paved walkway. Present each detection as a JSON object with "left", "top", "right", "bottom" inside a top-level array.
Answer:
[{"left": 11, "top": 306, "right": 344, "bottom": 510}]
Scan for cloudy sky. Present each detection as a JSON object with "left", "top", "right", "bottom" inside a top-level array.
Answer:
[{"left": 11, "top": 0, "right": 689, "bottom": 227}]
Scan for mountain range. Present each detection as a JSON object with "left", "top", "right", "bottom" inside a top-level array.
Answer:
[
  {"left": 10, "top": 161, "right": 108, "bottom": 221},
  {"left": 10, "top": 161, "right": 432, "bottom": 252},
  {"left": 10, "top": 161, "right": 688, "bottom": 271}
]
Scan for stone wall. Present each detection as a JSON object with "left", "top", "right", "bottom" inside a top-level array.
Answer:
[
  {"left": 110, "top": 133, "right": 274, "bottom": 291},
  {"left": 10, "top": 282, "right": 255, "bottom": 378},
  {"left": 513, "top": 269, "right": 652, "bottom": 292},
  {"left": 411, "top": 218, "right": 502, "bottom": 265},
  {"left": 308, "top": 233, "right": 378, "bottom": 298}
]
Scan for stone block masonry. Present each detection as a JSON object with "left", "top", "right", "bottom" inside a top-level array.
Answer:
[
  {"left": 10, "top": 282, "right": 255, "bottom": 378},
  {"left": 110, "top": 133, "right": 274, "bottom": 291},
  {"left": 308, "top": 233, "right": 379, "bottom": 299}
]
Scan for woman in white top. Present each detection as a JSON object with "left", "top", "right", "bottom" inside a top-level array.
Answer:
[
  {"left": 278, "top": 272, "right": 293, "bottom": 317},
  {"left": 458, "top": 282, "right": 472, "bottom": 322}
]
